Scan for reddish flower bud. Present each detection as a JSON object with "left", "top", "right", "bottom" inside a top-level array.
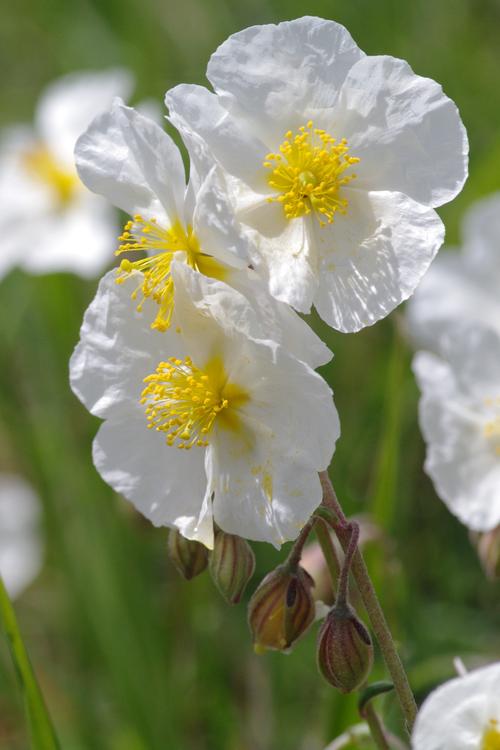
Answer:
[
  {"left": 167, "top": 529, "right": 208, "bottom": 580},
  {"left": 317, "top": 603, "right": 373, "bottom": 692},
  {"left": 248, "top": 564, "right": 315, "bottom": 653},
  {"left": 209, "top": 530, "right": 255, "bottom": 605}
]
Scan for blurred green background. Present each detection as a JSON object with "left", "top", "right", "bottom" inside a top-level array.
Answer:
[{"left": 1, "top": 0, "right": 499, "bottom": 748}]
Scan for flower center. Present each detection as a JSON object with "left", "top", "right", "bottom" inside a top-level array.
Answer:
[
  {"left": 23, "top": 146, "right": 78, "bottom": 205},
  {"left": 482, "top": 719, "right": 500, "bottom": 749},
  {"left": 263, "top": 121, "right": 359, "bottom": 226},
  {"left": 483, "top": 397, "right": 500, "bottom": 458},
  {"left": 141, "top": 356, "right": 248, "bottom": 449},
  {"left": 116, "top": 217, "right": 227, "bottom": 332}
]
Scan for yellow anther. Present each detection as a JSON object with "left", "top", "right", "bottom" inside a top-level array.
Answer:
[
  {"left": 263, "top": 120, "right": 359, "bottom": 225},
  {"left": 482, "top": 719, "right": 500, "bottom": 749},
  {"left": 141, "top": 356, "right": 240, "bottom": 449},
  {"left": 114, "top": 217, "right": 228, "bottom": 332}
]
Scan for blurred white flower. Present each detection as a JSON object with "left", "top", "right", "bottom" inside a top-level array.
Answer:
[
  {"left": 413, "top": 322, "right": 500, "bottom": 532},
  {"left": 166, "top": 16, "right": 467, "bottom": 332},
  {"left": 0, "top": 475, "right": 43, "bottom": 599},
  {"left": 75, "top": 99, "right": 330, "bottom": 367},
  {"left": 412, "top": 661, "right": 500, "bottom": 750},
  {"left": 0, "top": 69, "right": 132, "bottom": 279},
  {"left": 407, "top": 192, "right": 500, "bottom": 352},
  {"left": 70, "top": 261, "right": 339, "bottom": 548}
]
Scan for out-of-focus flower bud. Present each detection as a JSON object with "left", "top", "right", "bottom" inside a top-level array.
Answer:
[
  {"left": 209, "top": 530, "right": 255, "bottom": 605},
  {"left": 167, "top": 529, "right": 208, "bottom": 580},
  {"left": 317, "top": 602, "right": 373, "bottom": 692},
  {"left": 472, "top": 526, "right": 500, "bottom": 580},
  {"left": 248, "top": 564, "right": 315, "bottom": 653},
  {"left": 301, "top": 541, "right": 335, "bottom": 605}
]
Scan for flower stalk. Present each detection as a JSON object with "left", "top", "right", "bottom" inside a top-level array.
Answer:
[{"left": 317, "top": 471, "right": 418, "bottom": 733}]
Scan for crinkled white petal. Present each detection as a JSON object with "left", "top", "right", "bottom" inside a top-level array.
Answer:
[
  {"left": 209, "top": 432, "right": 323, "bottom": 547},
  {"left": 0, "top": 475, "right": 43, "bottom": 599},
  {"left": 334, "top": 55, "right": 468, "bottom": 207},
  {"left": 413, "top": 324, "right": 500, "bottom": 532},
  {"left": 412, "top": 662, "right": 500, "bottom": 750},
  {"left": 166, "top": 84, "right": 268, "bottom": 188},
  {"left": 70, "top": 270, "right": 189, "bottom": 419},
  {"left": 313, "top": 189, "right": 444, "bottom": 332},
  {"left": 93, "top": 412, "right": 212, "bottom": 544},
  {"left": 207, "top": 17, "right": 364, "bottom": 142},
  {"left": 192, "top": 167, "right": 251, "bottom": 268},
  {"left": 75, "top": 99, "right": 186, "bottom": 223},
  {"left": 171, "top": 261, "right": 331, "bottom": 367},
  {"left": 37, "top": 69, "right": 133, "bottom": 168}
]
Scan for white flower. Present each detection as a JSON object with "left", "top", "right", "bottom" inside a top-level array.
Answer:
[
  {"left": 75, "top": 99, "right": 330, "bottom": 368},
  {"left": 70, "top": 261, "right": 339, "bottom": 548},
  {"left": 407, "top": 192, "right": 500, "bottom": 352},
  {"left": 166, "top": 16, "right": 468, "bottom": 332},
  {"left": 0, "top": 69, "right": 132, "bottom": 279},
  {"left": 413, "top": 322, "right": 500, "bottom": 532},
  {"left": 0, "top": 475, "right": 43, "bottom": 599},
  {"left": 412, "top": 662, "right": 500, "bottom": 750}
]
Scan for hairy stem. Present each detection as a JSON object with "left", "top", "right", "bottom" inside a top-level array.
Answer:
[
  {"left": 315, "top": 519, "right": 341, "bottom": 592},
  {"left": 319, "top": 471, "right": 418, "bottom": 733},
  {"left": 363, "top": 703, "right": 391, "bottom": 750},
  {"left": 286, "top": 517, "right": 315, "bottom": 569}
]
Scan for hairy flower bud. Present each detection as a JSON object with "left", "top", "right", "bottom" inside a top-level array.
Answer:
[
  {"left": 248, "top": 564, "right": 315, "bottom": 652},
  {"left": 209, "top": 530, "right": 255, "bottom": 604},
  {"left": 317, "top": 603, "right": 373, "bottom": 692},
  {"left": 167, "top": 529, "right": 208, "bottom": 580}
]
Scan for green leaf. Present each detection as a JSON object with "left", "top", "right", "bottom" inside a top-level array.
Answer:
[{"left": 0, "top": 575, "right": 60, "bottom": 750}]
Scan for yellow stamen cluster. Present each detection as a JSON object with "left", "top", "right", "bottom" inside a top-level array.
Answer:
[
  {"left": 23, "top": 146, "right": 78, "bottom": 205},
  {"left": 482, "top": 719, "right": 500, "bottom": 750},
  {"left": 484, "top": 397, "right": 500, "bottom": 457},
  {"left": 264, "top": 121, "right": 359, "bottom": 226},
  {"left": 116, "top": 216, "right": 227, "bottom": 332},
  {"left": 141, "top": 356, "right": 229, "bottom": 449}
]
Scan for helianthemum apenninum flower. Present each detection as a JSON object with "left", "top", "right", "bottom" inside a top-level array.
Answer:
[
  {"left": 0, "top": 69, "right": 132, "bottom": 278},
  {"left": 70, "top": 261, "right": 339, "bottom": 548},
  {"left": 407, "top": 192, "right": 500, "bottom": 352},
  {"left": 75, "top": 99, "right": 331, "bottom": 369},
  {"left": 413, "top": 322, "right": 500, "bottom": 532},
  {"left": 166, "top": 16, "right": 468, "bottom": 332},
  {"left": 412, "top": 662, "right": 500, "bottom": 750}
]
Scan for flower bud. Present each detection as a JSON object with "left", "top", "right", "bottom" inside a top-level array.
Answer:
[
  {"left": 248, "top": 564, "right": 315, "bottom": 652},
  {"left": 473, "top": 526, "right": 500, "bottom": 580},
  {"left": 209, "top": 530, "right": 255, "bottom": 604},
  {"left": 167, "top": 529, "right": 208, "bottom": 580},
  {"left": 317, "top": 603, "right": 373, "bottom": 692}
]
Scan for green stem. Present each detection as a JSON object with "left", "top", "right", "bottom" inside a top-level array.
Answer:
[
  {"left": 318, "top": 472, "right": 417, "bottom": 734},
  {"left": 363, "top": 703, "right": 391, "bottom": 750},
  {"left": 0, "top": 575, "right": 60, "bottom": 749}
]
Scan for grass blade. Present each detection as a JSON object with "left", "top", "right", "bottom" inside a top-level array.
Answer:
[{"left": 0, "top": 574, "right": 60, "bottom": 750}]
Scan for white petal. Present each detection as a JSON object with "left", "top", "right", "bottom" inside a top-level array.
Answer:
[
  {"left": 412, "top": 662, "right": 500, "bottom": 750},
  {"left": 70, "top": 270, "right": 189, "bottom": 419},
  {"left": 462, "top": 192, "right": 500, "bottom": 282},
  {"left": 75, "top": 99, "right": 186, "bottom": 222},
  {"left": 209, "top": 431, "right": 324, "bottom": 547},
  {"left": 93, "top": 412, "right": 210, "bottom": 539},
  {"left": 171, "top": 261, "right": 331, "bottom": 368},
  {"left": 0, "top": 475, "right": 43, "bottom": 599},
  {"left": 413, "top": 339, "right": 500, "bottom": 533},
  {"left": 335, "top": 55, "right": 468, "bottom": 207},
  {"left": 36, "top": 69, "right": 133, "bottom": 167},
  {"left": 207, "top": 17, "right": 364, "bottom": 140},
  {"left": 192, "top": 167, "right": 251, "bottom": 267},
  {"left": 166, "top": 84, "right": 268, "bottom": 188},
  {"left": 19, "top": 193, "right": 117, "bottom": 278},
  {"left": 313, "top": 189, "right": 444, "bottom": 332}
]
